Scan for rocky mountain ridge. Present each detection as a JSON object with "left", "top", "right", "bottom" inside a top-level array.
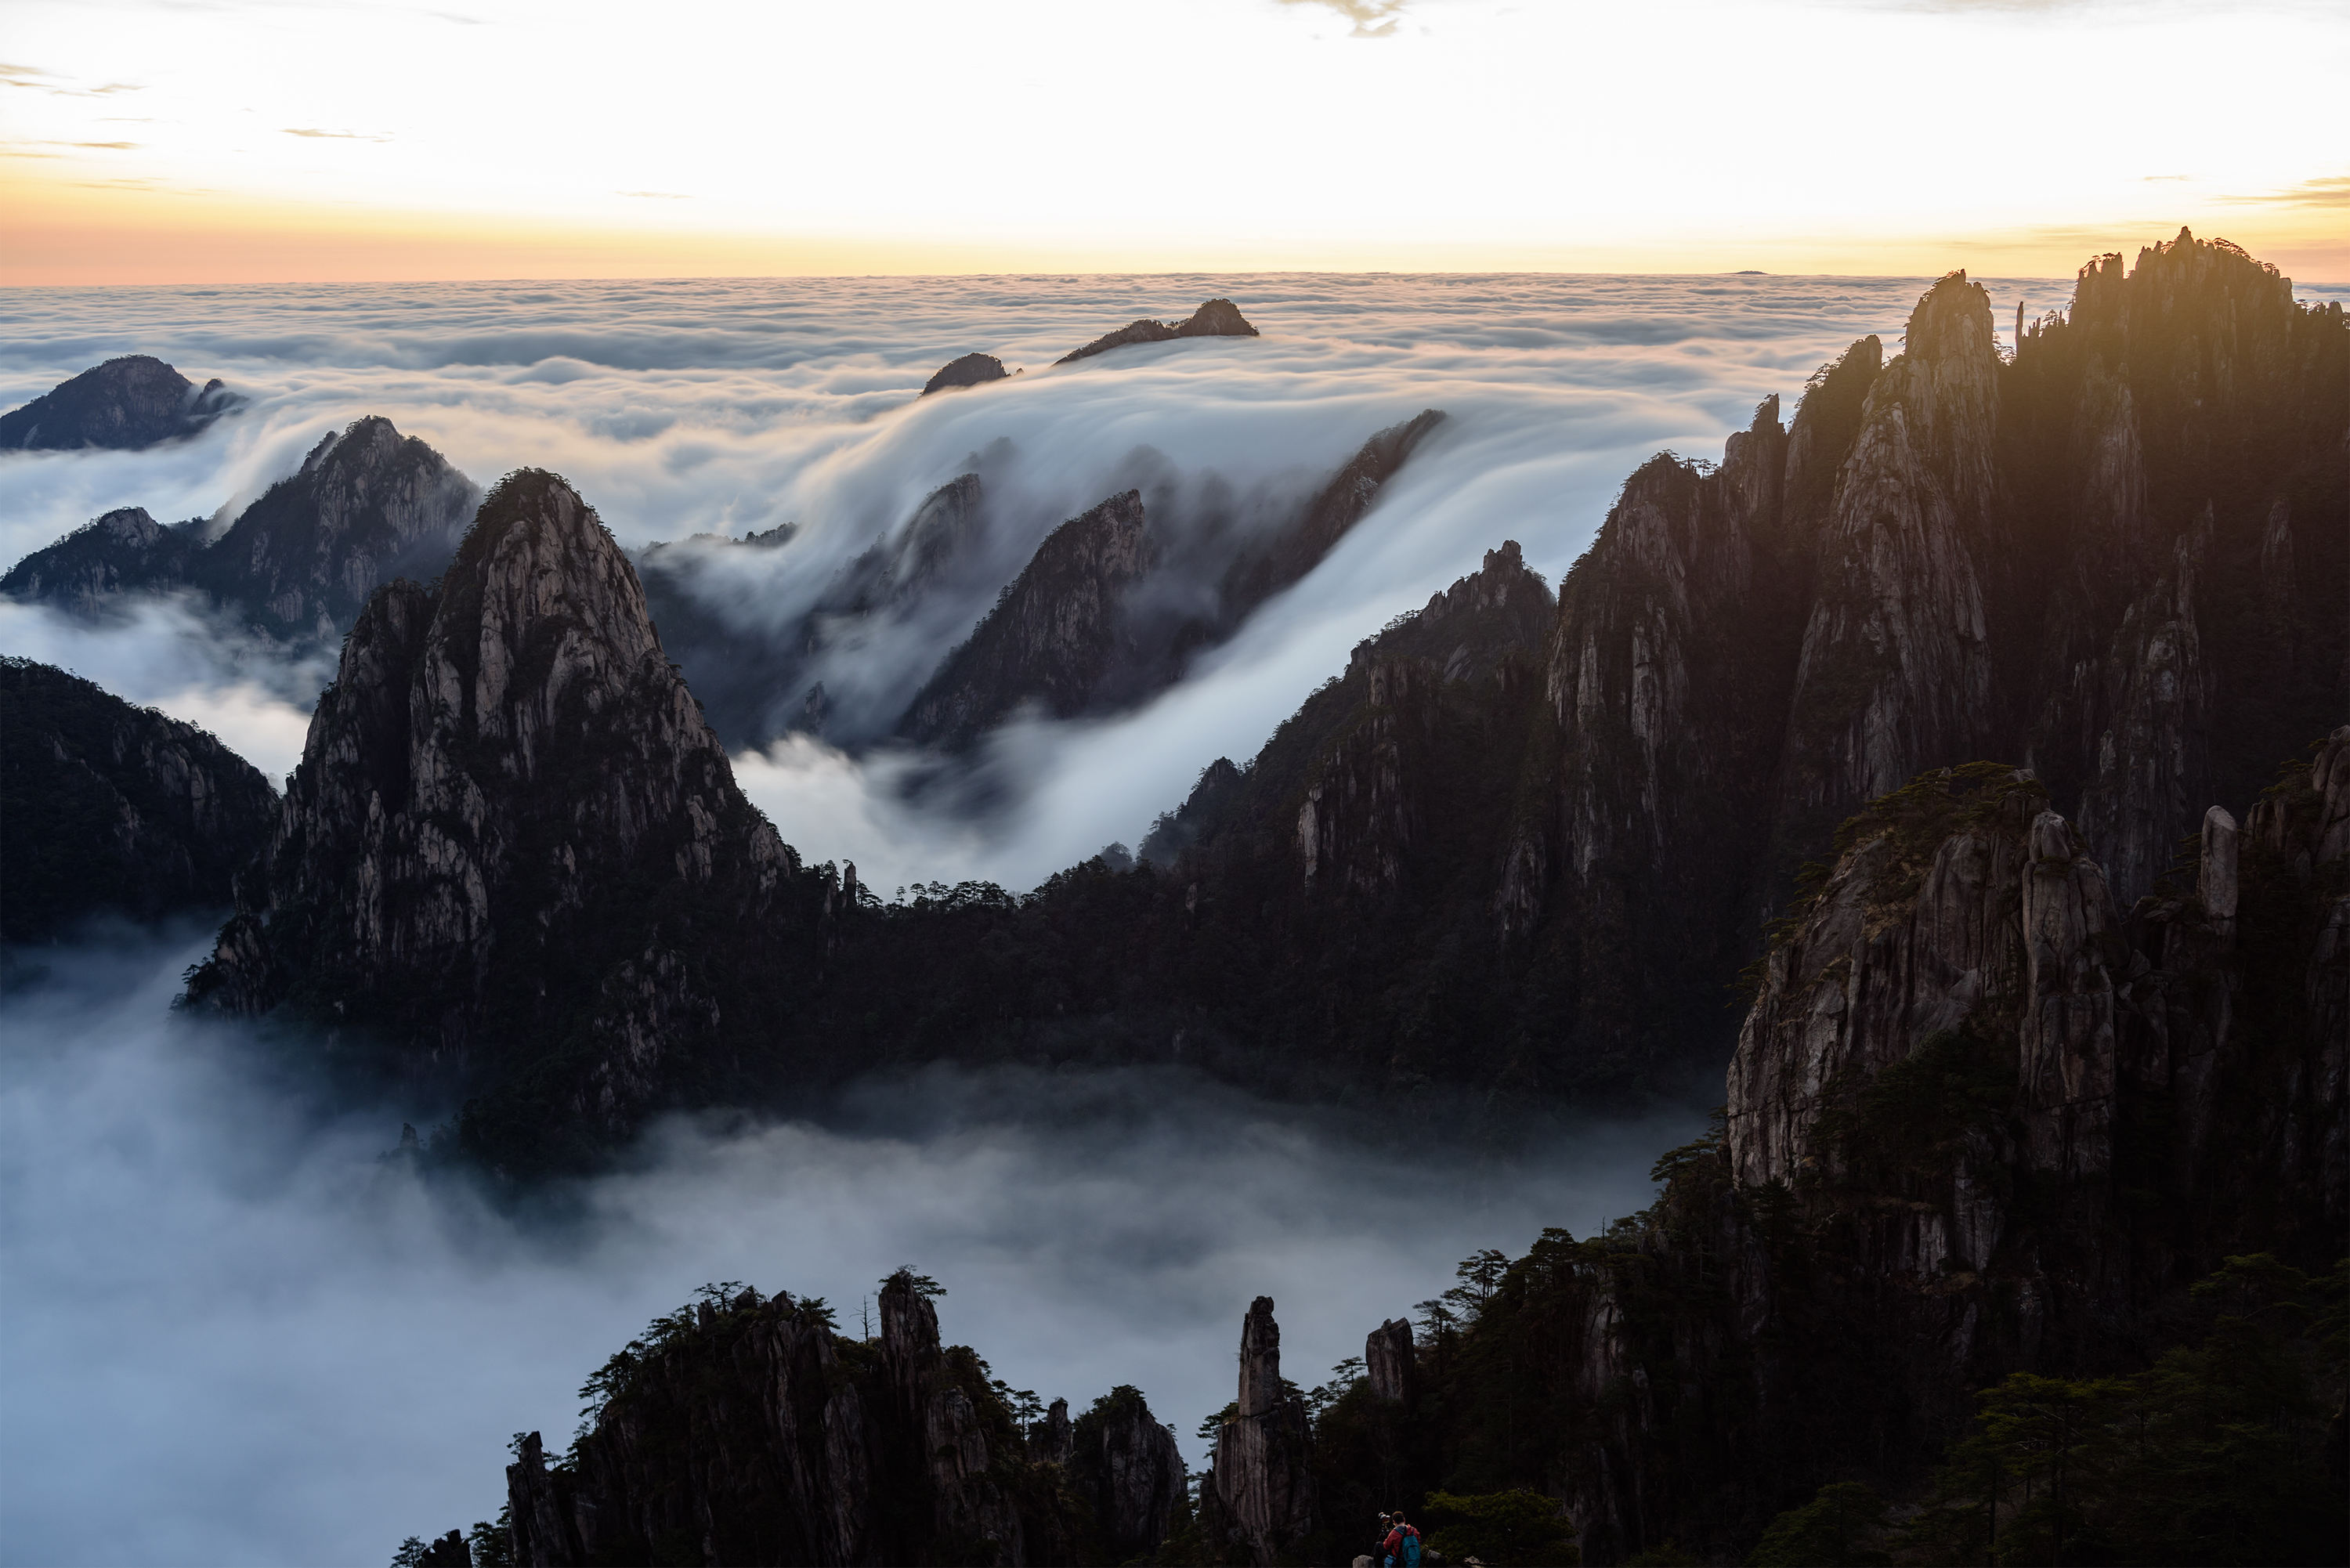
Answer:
[
  {"left": 1366, "top": 734, "right": 2348, "bottom": 1561},
  {"left": 2, "top": 414, "right": 477, "bottom": 645},
  {"left": 0, "top": 354, "right": 240, "bottom": 450},
  {"left": 642, "top": 409, "right": 1446, "bottom": 752},
  {"left": 1057, "top": 298, "right": 1260, "bottom": 364},
  {"left": 143, "top": 231, "right": 2345, "bottom": 1171}
]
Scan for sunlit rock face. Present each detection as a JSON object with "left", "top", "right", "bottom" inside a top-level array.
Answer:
[
  {"left": 0, "top": 656, "right": 280, "bottom": 941},
  {"left": 0, "top": 354, "right": 239, "bottom": 451},
  {"left": 2, "top": 414, "right": 475, "bottom": 647},
  {"left": 184, "top": 469, "right": 803, "bottom": 1167},
  {"left": 1484, "top": 231, "right": 2346, "bottom": 1099}
]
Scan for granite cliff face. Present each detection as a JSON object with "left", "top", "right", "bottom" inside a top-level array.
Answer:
[
  {"left": 0, "top": 658, "right": 280, "bottom": 942},
  {"left": 0, "top": 354, "right": 239, "bottom": 450},
  {"left": 639, "top": 473, "right": 990, "bottom": 748},
  {"left": 1200, "top": 1297, "right": 1316, "bottom": 1568},
  {"left": 1350, "top": 741, "right": 2348, "bottom": 1561},
  {"left": 1057, "top": 298, "right": 1259, "bottom": 364},
  {"left": 1487, "top": 229, "right": 2343, "bottom": 1097},
  {"left": 1065, "top": 1386, "right": 1189, "bottom": 1562},
  {"left": 504, "top": 1272, "right": 1187, "bottom": 1567},
  {"left": 183, "top": 469, "right": 804, "bottom": 1168},
  {"left": 2, "top": 414, "right": 476, "bottom": 646},
  {"left": 156, "top": 234, "right": 2338, "bottom": 1171}
]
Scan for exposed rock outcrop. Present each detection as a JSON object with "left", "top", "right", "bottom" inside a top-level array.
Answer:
[
  {"left": 1365, "top": 1318, "right": 1415, "bottom": 1405},
  {"left": 1203, "top": 1297, "right": 1316, "bottom": 1566},
  {"left": 3, "top": 415, "right": 476, "bottom": 646},
  {"left": 0, "top": 507, "right": 201, "bottom": 613},
  {"left": 924, "top": 352, "right": 1010, "bottom": 395},
  {"left": 182, "top": 469, "right": 803, "bottom": 1169},
  {"left": 1058, "top": 298, "right": 1260, "bottom": 364},
  {"left": 0, "top": 658, "right": 280, "bottom": 941},
  {"left": 503, "top": 1272, "right": 1184, "bottom": 1566},
  {"left": 1067, "top": 1387, "right": 1189, "bottom": 1563},
  {"left": 190, "top": 415, "right": 479, "bottom": 640},
  {"left": 638, "top": 473, "right": 992, "bottom": 748},
  {"left": 899, "top": 490, "right": 1154, "bottom": 747},
  {"left": 0, "top": 354, "right": 239, "bottom": 450},
  {"left": 648, "top": 410, "right": 1443, "bottom": 753},
  {"left": 892, "top": 412, "right": 1451, "bottom": 750}
]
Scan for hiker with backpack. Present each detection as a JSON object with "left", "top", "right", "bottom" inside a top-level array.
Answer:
[{"left": 1382, "top": 1512, "right": 1423, "bottom": 1568}]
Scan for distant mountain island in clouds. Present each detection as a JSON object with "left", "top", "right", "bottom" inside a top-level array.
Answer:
[{"left": 0, "top": 354, "right": 241, "bottom": 451}]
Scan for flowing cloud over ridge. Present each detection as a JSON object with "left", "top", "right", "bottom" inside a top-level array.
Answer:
[{"left": 19, "top": 269, "right": 2340, "bottom": 888}]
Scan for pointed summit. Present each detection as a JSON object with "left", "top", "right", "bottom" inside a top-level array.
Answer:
[
  {"left": 186, "top": 469, "right": 802, "bottom": 1170},
  {"left": 194, "top": 414, "right": 477, "bottom": 639}
]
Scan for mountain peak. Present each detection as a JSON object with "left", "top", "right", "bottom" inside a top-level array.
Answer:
[
  {"left": 1058, "top": 299, "right": 1260, "bottom": 364},
  {"left": 1901, "top": 269, "right": 1996, "bottom": 363},
  {"left": 194, "top": 415, "right": 477, "bottom": 639},
  {"left": 0, "top": 353, "right": 240, "bottom": 451},
  {"left": 186, "top": 468, "right": 799, "bottom": 1169}
]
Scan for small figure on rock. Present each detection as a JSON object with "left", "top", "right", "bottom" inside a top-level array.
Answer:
[{"left": 1383, "top": 1512, "right": 1423, "bottom": 1568}]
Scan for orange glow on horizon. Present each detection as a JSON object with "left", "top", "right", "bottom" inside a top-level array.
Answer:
[{"left": 6, "top": 174, "right": 2345, "bottom": 289}]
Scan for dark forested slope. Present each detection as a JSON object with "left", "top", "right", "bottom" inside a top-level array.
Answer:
[{"left": 0, "top": 658, "right": 280, "bottom": 941}]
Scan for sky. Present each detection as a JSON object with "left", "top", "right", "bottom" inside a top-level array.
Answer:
[{"left": 2, "top": 0, "right": 2344, "bottom": 284}]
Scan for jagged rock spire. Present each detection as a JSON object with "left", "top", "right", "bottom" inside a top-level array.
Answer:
[{"left": 1206, "top": 1296, "right": 1314, "bottom": 1566}]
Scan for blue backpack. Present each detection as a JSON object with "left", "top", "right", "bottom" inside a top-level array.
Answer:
[{"left": 1400, "top": 1526, "right": 1422, "bottom": 1568}]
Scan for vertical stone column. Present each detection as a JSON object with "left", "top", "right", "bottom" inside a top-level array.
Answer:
[{"left": 1211, "top": 1295, "right": 1316, "bottom": 1565}]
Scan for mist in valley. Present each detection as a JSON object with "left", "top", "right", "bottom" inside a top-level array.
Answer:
[{"left": 0, "top": 933, "right": 1702, "bottom": 1567}]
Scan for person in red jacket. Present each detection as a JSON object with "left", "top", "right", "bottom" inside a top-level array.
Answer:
[{"left": 1383, "top": 1513, "right": 1422, "bottom": 1568}]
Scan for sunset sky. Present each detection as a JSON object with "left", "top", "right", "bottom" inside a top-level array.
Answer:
[{"left": 3, "top": 0, "right": 2345, "bottom": 285}]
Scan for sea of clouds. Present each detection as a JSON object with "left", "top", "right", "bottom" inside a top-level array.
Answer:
[
  {"left": 2, "top": 270, "right": 2132, "bottom": 1566},
  {"left": 0, "top": 270, "right": 2093, "bottom": 884}
]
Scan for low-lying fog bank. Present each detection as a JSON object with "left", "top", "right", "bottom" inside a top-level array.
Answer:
[{"left": 0, "top": 933, "right": 1703, "bottom": 1567}]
